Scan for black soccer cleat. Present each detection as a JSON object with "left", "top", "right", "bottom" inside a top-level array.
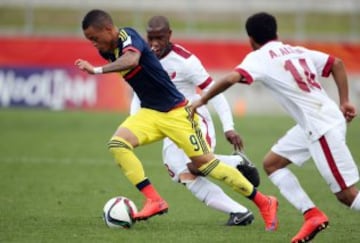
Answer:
[
  {"left": 226, "top": 211, "right": 254, "bottom": 226},
  {"left": 234, "top": 150, "right": 260, "bottom": 187}
]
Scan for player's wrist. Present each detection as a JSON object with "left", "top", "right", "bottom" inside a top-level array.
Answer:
[
  {"left": 93, "top": 67, "right": 103, "bottom": 74},
  {"left": 201, "top": 97, "right": 208, "bottom": 105},
  {"left": 223, "top": 127, "right": 235, "bottom": 133}
]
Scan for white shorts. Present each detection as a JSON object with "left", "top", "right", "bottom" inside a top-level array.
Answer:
[
  {"left": 271, "top": 124, "right": 359, "bottom": 193},
  {"left": 162, "top": 105, "right": 216, "bottom": 182}
]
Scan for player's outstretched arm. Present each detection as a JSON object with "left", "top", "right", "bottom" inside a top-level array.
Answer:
[
  {"left": 203, "top": 83, "right": 242, "bottom": 149},
  {"left": 74, "top": 59, "right": 96, "bottom": 74},
  {"left": 190, "top": 71, "right": 241, "bottom": 118},
  {"left": 105, "top": 50, "right": 141, "bottom": 73},
  {"left": 75, "top": 50, "right": 141, "bottom": 75},
  {"left": 331, "top": 57, "right": 357, "bottom": 122}
]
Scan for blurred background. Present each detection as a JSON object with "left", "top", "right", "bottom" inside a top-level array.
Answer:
[{"left": 1, "top": 0, "right": 360, "bottom": 114}]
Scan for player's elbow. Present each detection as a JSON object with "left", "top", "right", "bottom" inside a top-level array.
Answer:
[{"left": 127, "top": 58, "right": 140, "bottom": 68}]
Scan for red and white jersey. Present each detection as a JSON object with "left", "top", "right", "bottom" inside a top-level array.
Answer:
[
  {"left": 236, "top": 41, "right": 344, "bottom": 141},
  {"left": 160, "top": 44, "right": 211, "bottom": 102},
  {"left": 161, "top": 44, "right": 234, "bottom": 131}
]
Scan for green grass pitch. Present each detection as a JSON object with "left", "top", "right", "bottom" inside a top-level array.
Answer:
[{"left": 0, "top": 109, "right": 359, "bottom": 243}]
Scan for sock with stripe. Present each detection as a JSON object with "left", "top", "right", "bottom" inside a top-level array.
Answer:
[
  {"left": 198, "top": 158, "right": 254, "bottom": 197},
  {"left": 108, "top": 136, "right": 148, "bottom": 184}
]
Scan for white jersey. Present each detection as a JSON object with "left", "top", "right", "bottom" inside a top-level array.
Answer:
[
  {"left": 162, "top": 44, "right": 234, "bottom": 130},
  {"left": 236, "top": 41, "right": 344, "bottom": 141}
]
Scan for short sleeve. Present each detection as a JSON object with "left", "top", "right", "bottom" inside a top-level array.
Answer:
[
  {"left": 234, "top": 53, "right": 263, "bottom": 84},
  {"left": 185, "top": 55, "right": 212, "bottom": 88},
  {"left": 120, "top": 28, "right": 145, "bottom": 54},
  {"left": 298, "top": 46, "right": 334, "bottom": 77}
]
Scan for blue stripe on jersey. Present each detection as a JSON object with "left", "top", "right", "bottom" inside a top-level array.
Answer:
[{"left": 100, "top": 27, "right": 185, "bottom": 112}]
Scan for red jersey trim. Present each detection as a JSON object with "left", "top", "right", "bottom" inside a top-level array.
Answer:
[
  {"left": 235, "top": 68, "right": 254, "bottom": 84},
  {"left": 123, "top": 46, "right": 140, "bottom": 54},
  {"left": 198, "top": 77, "right": 213, "bottom": 90},
  {"left": 197, "top": 112, "right": 212, "bottom": 147},
  {"left": 172, "top": 45, "right": 192, "bottom": 59},
  {"left": 124, "top": 65, "right": 142, "bottom": 79},
  {"left": 169, "top": 99, "right": 188, "bottom": 111},
  {"left": 322, "top": 56, "right": 335, "bottom": 77}
]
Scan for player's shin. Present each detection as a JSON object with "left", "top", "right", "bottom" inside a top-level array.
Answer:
[
  {"left": 108, "top": 136, "right": 146, "bottom": 185},
  {"left": 185, "top": 176, "right": 248, "bottom": 213},
  {"left": 198, "top": 158, "right": 254, "bottom": 196},
  {"left": 198, "top": 158, "right": 279, "bottom": 230},
  {"left": 108, "top": 136, "right": 163, "bottom": 202}
]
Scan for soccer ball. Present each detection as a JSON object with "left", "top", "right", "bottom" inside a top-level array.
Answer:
[{"left": 103, "top": 196, "right": 138, "bottom": 229}]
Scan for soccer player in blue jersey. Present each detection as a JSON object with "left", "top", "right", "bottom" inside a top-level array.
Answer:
[{"left": 75, "top": 9, "right": 278, "bottom": 230}]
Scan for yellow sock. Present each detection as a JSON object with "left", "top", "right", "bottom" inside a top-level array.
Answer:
[
  {"left": 108, "top": 136, "right": 146, "bottom": 186},
  {"left": 199, "top": 159, "right": 254, "bottom": 197}
]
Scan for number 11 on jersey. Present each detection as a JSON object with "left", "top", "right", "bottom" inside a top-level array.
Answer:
[{"left": 284, "top": 58, "right": 321, "bottom": 92}]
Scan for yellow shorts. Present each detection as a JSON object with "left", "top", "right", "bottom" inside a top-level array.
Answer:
[{"left": 120, "top": 105, "right": 210, "bottom": 158}]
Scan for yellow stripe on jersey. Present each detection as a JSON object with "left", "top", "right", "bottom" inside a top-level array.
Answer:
[
  {"left": 118, "top": 29, "right": 129, "bottom": 42},
  {"left": 184, "top": 105, "right": 210, "bottom": 154}
]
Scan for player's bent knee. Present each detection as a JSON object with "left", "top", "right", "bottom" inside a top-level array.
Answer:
[
  {"left": 187, "top": 163, "right": 204, "bottom": 176},
  {"left": 263, "top": 152, "right": 290, "bottom": 175},
  {"left": 107, "top": 137, "right": 133, "bottom": 154},
  {"left": 190, "top": 153, "right": 216, "bottom": 168}
]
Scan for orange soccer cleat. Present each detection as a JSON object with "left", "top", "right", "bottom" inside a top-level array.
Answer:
[
  {"left": 133, "top": 198, "right": 169, "bottom": 221},
  {"left": 259, "top": 196, "right": 279, "bottom": 231},
  {"left": 291, "top": 207, "right": 329, "bottom": 243}
]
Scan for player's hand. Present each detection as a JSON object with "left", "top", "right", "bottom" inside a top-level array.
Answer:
[
  {"left": 340, "top": 102, "right": 357, "bottom": 122},
  {"left": 74, "top": 59, "right": 95, "bottom": 74},
  {"left": 190, "top": 99, "right": 206, "bottom": 118},
  {"left": 224, "top": 130, "right": 243, "bottom": 151}
]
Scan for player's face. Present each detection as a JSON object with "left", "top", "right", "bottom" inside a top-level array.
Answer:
[
  {"left": 147, "top": 28, "right": 171, "bottom": 58},
  {"left": 84, "top": 25, "right": 115, "bottom": 53}
]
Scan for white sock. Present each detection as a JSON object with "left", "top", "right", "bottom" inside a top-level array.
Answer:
[
  {"left": 186, "top": 176, "right": 248, "bottom": 214},
  {"left": 215, "top": 154, "right": 241, "bottom": 168},
  {"left": 350, "top": 192, "right": 360, "bottom": 210},
  {"left": 269, "top": 168, "right": 315, "bottom": 213}
]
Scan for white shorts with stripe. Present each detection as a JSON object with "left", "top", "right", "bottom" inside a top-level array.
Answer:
[{"left": 271, "top": 123, "right": 359, "bottom": 193}]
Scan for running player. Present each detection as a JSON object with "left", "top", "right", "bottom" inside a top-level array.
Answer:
[
  {"left": 191, "top": 12, "right": 359, "bottom": 243},
  {"left": 74, "top": 9, "right": 278, "bottom": 231},
  {"left": 130, "top": 15, "right": 259, "bottom": 226}
]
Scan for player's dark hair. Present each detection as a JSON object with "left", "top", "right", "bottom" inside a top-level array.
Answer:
[
  {"left": 245, "top": 12, "right": 277, "bottom": 45},
  {"left": 147, "top": 16, "right": 170, "bottom": 31},
  {"left": 82, "top": 9, "right": 113, "bottom": 30}
]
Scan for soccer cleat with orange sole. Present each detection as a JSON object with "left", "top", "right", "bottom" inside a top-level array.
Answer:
[
  {"left": 133, "top": 198, "right": 169, "bottom": 221},
  {"left": 291, "top": 207, "right": 329, "bottom": 243},
  {"left": 259, "top": 196, "right": 279, "bottom": 231}
]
